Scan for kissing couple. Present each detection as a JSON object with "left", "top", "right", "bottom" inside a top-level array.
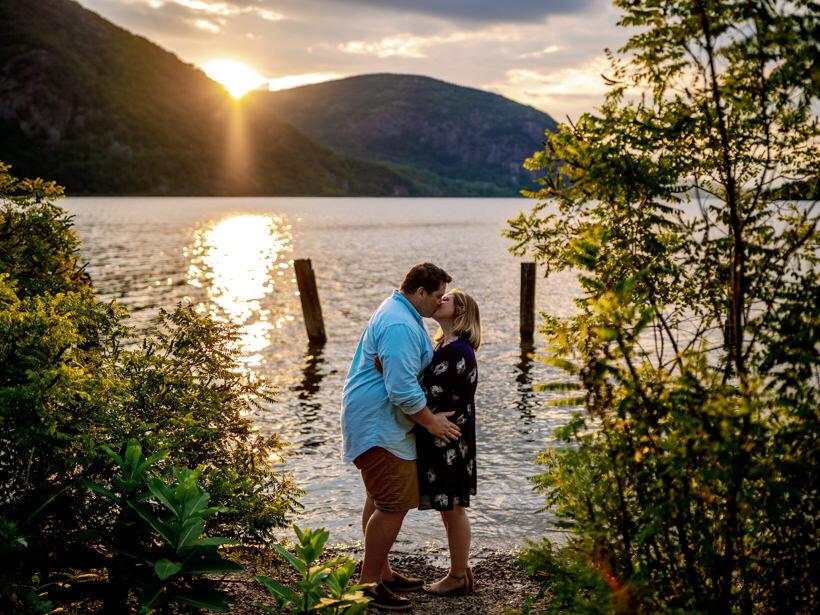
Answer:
[{"left": 341, "top": 262, "right": 481, "bottom": 611}]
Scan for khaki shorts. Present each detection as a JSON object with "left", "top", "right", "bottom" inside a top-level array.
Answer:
[{"left": 354, "top": 447, "right": 419, "bottom": 512}]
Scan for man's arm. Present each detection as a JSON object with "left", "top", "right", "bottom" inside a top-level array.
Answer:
[
  {"left": 374, "top": 353, "right": 461, "bottom": 442},
  {"left": 377, "top": 324, "right": 430, "bottom": 411}
]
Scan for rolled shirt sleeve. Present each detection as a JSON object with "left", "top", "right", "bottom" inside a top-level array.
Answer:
[
  {"left": 341, "top": 291, "right": 433, "bottom": 463},
  {"left": 379, "top": 324, "right": 428, "bottom": 414}
]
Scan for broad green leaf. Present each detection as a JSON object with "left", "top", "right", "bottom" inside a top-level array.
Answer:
[
  {"left": 182, "top": 557, "right": 244, "bottom": 575},
  {"left": 195, "top": 536, "right": 240, "bottom": 547},
  {"left": 177, "top": 517, "right": 205, "bottom": 549},
  {"left": 147, "top": 478, "right": 180, "bottom": 517},
  {"left": 272, "top": 543, "right": 307, "bottom": 574},
  {"left": 176, "top": 588, "right": 234, "bottom": 612},
  {"left": 255, "top": 575, "right": 302, "bottom": 604},
  {"left": 127, "top": 500, "right": 176, "bottom": 545},
  {"left": 154, "top": 558, "right": 183, "bottom": 580}
]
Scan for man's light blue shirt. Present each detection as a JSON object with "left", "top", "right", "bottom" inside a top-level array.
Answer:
[{"left": 341, "top": 290, "right": 433, "bottom": 463}]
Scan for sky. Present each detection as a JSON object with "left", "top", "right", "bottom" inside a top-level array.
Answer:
[{"left": 75, "top": 0, "right": 631, "bottom": 123}]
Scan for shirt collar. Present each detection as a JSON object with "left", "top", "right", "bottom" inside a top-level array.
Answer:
[{"left": 392, "top": 289, "right": 422, "bottom": 323}]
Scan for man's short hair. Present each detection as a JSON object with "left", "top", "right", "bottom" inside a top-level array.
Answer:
[{"left": 400, "top": 262, "right": 452, "bottom": 294}]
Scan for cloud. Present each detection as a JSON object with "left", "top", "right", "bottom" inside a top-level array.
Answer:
[
  {"left": 322, "top": 0, "right": 600, "bottom": 23},
  {"left": 139, "top": 0, "right": 285, "bottom": 21},
  {"left": 74, "top": 0, "right": 628, "bottom": 120},
  {"left": 483, "top": 58, "right": 615, "bottom": 121},
  {"left": 339, "top": 27, "right": 518, "bottom": 59},
  {"left": 195, "top": 18, "right": 221, "bottom": 32},
  {"left": 518, "top": 45, "right": 560, "bottom": 59}
]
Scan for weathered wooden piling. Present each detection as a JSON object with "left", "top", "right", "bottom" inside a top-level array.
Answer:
[
  {"left": 520, "top": 262, "right": 536, "bottom": 343},
  {"left": 294, "top": 258, "right": 327, "bottom": 344}
]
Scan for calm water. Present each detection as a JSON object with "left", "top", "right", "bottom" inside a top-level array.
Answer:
[{"left": 63, "top": 197, "right": 581, "bottom": 557}]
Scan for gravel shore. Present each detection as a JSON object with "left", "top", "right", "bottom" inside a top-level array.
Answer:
[{"left": 220, "top": 547, "right": 542, "bottom": 614}]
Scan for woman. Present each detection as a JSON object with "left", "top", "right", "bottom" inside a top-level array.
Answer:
[{"left": 418, "top": 289, "right": 481, "bottom": 596}]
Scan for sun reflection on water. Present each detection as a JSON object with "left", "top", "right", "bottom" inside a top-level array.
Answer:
[{"left": 186, "top": 214, "right": 293, "bottom": 368}]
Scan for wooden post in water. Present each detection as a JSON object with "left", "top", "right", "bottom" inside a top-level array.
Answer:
[
  {"left": 520, "top": 262, "right": 536, "bottom": 343},
  {"left": 294, "top": 258, "right": 327, "bottom": 345}
]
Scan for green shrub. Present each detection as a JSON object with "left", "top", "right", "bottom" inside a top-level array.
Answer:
[
  {"left": 84, "top": 440, "right": 243, "bottom": 613},
  {"left": 0, "top": 162, "right": 301, "bottom": 611},
  {"left": 508, "top": 1, "right": 819, "bottom": 613},
  {"left": 255, "top": 526, "right": 371, "bottom": 615}
]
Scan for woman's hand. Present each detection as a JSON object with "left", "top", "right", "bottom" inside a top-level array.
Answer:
[{"left": 373, "top": 354, "right": 383, "bottom": 373}]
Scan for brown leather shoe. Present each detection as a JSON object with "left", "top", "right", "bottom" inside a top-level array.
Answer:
[
  {"left": 383, "top": 571, "right": 424, "bottom": 593},
  {"left": 363, "top": 582, "right": 412, "bottom": 611}
]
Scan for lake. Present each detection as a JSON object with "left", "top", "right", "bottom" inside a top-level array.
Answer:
[{"left": 63, "top": 196, "right": 581, "bottom": 558}]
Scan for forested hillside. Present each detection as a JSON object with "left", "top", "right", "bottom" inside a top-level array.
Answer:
[
  {"left": 0, "top": 0, "right": 417, "bottom": 195},
  {"left": 257, "top": 74, "right": 559, "bottom": 196}
]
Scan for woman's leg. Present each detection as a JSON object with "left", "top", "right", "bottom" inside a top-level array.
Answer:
[
  {"left": 424, "top": 504, "right": 471, "bottom": 593},
  {"left": 442, "top": 504, "right": 471, "bottom": 577}
]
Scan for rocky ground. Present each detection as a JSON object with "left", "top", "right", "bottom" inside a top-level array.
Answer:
[{"left": 219, "top": 548, "right": 544, "bottom": 614}]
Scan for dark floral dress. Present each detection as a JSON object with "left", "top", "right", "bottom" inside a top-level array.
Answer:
[{"left": 417, "top": 336, "right": 478, "bottom": 511}]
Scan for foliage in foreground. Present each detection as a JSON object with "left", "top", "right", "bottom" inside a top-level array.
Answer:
[
  {"left": 83, "top": 440, "right": 243, "bottom": 613},
  {"left": 0, "top": 161, "right": 301, "bottom": 611},
  {"left": 508, "top": 1, "right": 818, "bottom": 613},
  {"left": 255, "top": 526, "right": 371, "bottom": 615}
]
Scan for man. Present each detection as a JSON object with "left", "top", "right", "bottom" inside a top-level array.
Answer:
[{"left": 341, "top": 262, "right": 462, "bottom": 611}]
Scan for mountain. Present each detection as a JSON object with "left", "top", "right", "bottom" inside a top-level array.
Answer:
[
  {"left": 254, "top": 74, "right": 559, "bottom": 196},
  {"left": 0, "top": 0, "right": 417, "bottom": 196}
]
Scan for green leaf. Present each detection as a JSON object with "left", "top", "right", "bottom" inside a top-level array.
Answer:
[
  {"left": 154, "top": 558, "right": 183, "bottom": 580},
  {"left": 255, "top": 575, "right": 302, "bottom": 604},
  {"left": 147, "top": 478, "right": 180, "bottom": 517},
  {"left": 82, "top": 479, "right": 119, "bottom": 504},
  {"left": 177, "top": 517, "right": 205, "bottom": 549},
  {"left": 176, "top": 587, "right": 234, "bottom": 612},
  {"left": 181, "top": 489, "right": 210, "bottom": 520},
  {"left": 101, "top": 444, "right": 124, "bottom": 469},
  {"left": 127, "top": 500, "right": 176, "bottom": 546},
  {"left": 532, "top": 382, "right": 582, "bottom": 392},
  {"left": 272, "top": 544, "right": 307, "bottom": 575},
  {"left": 137, "top": 585, "right": 166, "bottom": 611},
  {"left": 542, "top": 357, "right": 579, "bottom": 375},
  {"left": 593, "top": 325, "right": 619, "bottom": 341},
  {"left": 195, "top": 536, "right": 240, "bottom": 547},
  {"left": 182, "top": 557, "right": 244, "bottom": 575},
  {"left": 545, "top": 396, "right": 586, "bottom": 407}
]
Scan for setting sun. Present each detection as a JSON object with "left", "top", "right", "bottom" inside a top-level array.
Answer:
[{"left": 202, "top": 59, "right": 266, "bottom": 99}]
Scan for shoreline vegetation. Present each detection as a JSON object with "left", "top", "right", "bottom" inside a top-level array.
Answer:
[
  {"left": 220, "top": 547, "right": 542, "bottom": 615},
  {"left": 2, "top": 0, "right": 818, "bottom": 612}
]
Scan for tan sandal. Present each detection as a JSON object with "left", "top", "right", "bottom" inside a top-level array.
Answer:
[{"left": 422, "top": 573, "right": 470, "bottom": 596}]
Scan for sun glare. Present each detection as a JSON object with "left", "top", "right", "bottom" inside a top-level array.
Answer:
[
  {"left": 187, "top": 214, "right": 293, "bottom": 369},
  {"left": 202, "top": 59, "right": 266, "bottom": 99}
]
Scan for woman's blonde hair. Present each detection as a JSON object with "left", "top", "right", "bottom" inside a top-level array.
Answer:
[{"left": 434, "top": 289, "right": 481, "bottom": 351}]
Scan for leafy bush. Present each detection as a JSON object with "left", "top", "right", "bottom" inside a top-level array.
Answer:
[
  {"left": 0, "top": 162, "right": 86, "bottom": 298},
  {"left": 0, "top": 162, "right": 301, "bottom": 611},
  {"left": 255, "top": 526, "right": 371, "bottom": 615},
  {"left": 84, "top": 440, "right": 243, "bottom": 613},
  {"left": 508, "top": 1, "right": 818, "bottom": 613}
]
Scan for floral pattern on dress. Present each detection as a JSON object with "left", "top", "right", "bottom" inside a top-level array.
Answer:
[
  {"left": 432, "top": 361, "right": 449, "bottom": 376},
  {"left": 416, "top": 337, "right": 478, "bottom": 512}
]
